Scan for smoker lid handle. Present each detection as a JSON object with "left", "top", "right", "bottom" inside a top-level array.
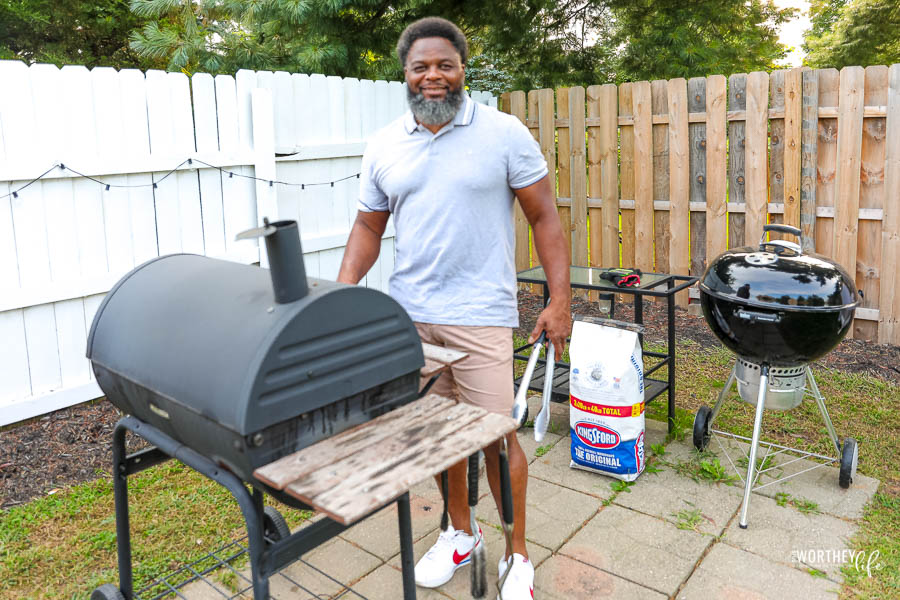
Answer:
[{"left": 235, "top": 217, "right": 277, "bottom": 241}]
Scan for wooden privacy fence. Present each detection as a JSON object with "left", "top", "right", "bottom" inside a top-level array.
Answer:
[
  {"left": 502, "top": 65, "right": 900, "bottom": 346},
  {"left": 0, "top": 59, "right": 497, "bottom": 425}
]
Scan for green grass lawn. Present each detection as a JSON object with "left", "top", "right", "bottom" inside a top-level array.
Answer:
[
  {"left": 2, "top": 338, "right": 897, "bottom": 599},
  {"left": 0, "top": 460, "right": 311, "bottom": 600}
]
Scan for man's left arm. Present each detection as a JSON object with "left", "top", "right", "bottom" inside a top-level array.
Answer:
[{"left": 515, "top": 174, "right": 571, "bottom": 359}]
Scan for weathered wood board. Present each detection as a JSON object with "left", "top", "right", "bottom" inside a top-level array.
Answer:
[{"left": 255, "top": 394, "right": 516, "bottom": 525}]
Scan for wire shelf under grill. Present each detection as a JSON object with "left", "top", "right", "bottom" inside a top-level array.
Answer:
[
  {"left": 513, "top": 358, "right": 668, "bottom": 405},
  {"left": 133, "top": 535, "right": 370, "bottom": 600}
]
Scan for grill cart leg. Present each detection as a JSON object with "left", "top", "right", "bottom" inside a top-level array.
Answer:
[
  {"left": 806, "top": 367, "right": 842, "bottom": 456},
  {"left": 667, "top": 279, "right": 676, "bottom": 433},
  {"left": 397, "top": 493, "right": 417, "bottom": 600},
  {"left": 111, "top": 422, "right": 134, "bottom": 599},
  {"left": 739, "top": 364, "right": 769, "bottom": 529},
  {"left": 111, "top": 417, "right": 273, "bottom": 599}
]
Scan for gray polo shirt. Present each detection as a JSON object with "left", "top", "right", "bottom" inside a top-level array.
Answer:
[{"left": 358, "top": 94, "right": 548, "bottom": 327}]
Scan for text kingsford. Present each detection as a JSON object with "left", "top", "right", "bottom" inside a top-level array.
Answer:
[{"left": 574, "top": 422, "right": 620, "bottom": 449}]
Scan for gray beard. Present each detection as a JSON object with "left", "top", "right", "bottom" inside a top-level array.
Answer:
[{"left": 407, "top": 86, "right": 464, "bottom": 126}]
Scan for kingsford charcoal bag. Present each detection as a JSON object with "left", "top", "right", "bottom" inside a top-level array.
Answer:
[{"left": 569, "top": 319, "right": 645, "bottom": 481}]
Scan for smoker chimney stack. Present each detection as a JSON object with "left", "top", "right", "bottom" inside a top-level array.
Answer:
[{"left": 237, "top": 218, "right": 309, "bottom": 303}]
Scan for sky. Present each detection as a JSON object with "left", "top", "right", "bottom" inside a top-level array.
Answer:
[{"left": 774, "top": 0, "right": 812, "bottom": 66}]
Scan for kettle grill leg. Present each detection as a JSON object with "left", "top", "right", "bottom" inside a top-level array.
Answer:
[
  {"left": 806, "top": 367, "right": 842, "bottom": 456},
  {"left": 739, "top": 365, "right": 769, "bottom": 529},
  {"left": 709, "top": 363, "right": 737, "bottom": 426}
]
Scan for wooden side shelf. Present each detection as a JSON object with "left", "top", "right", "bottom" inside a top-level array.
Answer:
[
  {"left": 253, "top": 393, "right": 515, "bottom": 525},
  {"left": 420, "top": 342, "right": 468, "bottom": 378}
]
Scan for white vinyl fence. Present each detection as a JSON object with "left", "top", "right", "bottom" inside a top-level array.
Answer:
[{"left": 0, "top": 61, "right": 496, "bottom": 426}]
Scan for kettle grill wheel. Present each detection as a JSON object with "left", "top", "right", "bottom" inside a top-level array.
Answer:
[
  {"left": 839, "top": 438, "right": 858, "bottom": 489},
  {"left": 692, "top": 405, "right": 712, "bottom": 451}
]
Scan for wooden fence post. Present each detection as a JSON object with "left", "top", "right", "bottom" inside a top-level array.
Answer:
[
  {"left": 745, "top": 71, "right": 769, "bottom": 246},
  {"left": 856, "top": 65, "right": 889, "bottom": 341},
  {"left": 833, "top": 66, "right": 865, "bottom": 338},
  {"left": 687, "top": 77, "right": 707, "bottom": 289},
  {"left": 880, "top": 64, "right": 900, "bottom": 344},
  {"left": 506, "top": 91, "right": 530, "bottom": 279},
  {"left": 728, "top": 74, "right": 747, "bottom": 248},
  {"left": 570, "top": 86, "right": 588, "bottom": 269},
  {"left": 800, "top": 68, "right": 818, "bottom": 252},
  {"left": 816, "top": 69, "right": 840, "bottom": 256},
  {"left": 651, "top": 80, "right": 670, "bottom": 274},
  {"left": 706, "top": 75, "right": 727, "bottom": 263},
  {"left": 557, "top": 87, "right": 573, "bottom": 260},
  {"left": 587, "top": 85, "right": 603, "bottom": 271},
  {"left": 527, "top": 90, "right": 541, "bottom": 291},
  {"left": 632, "top": 81, "right": 654, "bottom": 274},
  {"left": 784, "top": 68, "right": 803, "bottom": 232},
  {"left": 769, "top": 70, "right": 787, "bottom": 236},
  {"left": 598, "top": 84, "right": 619, "bottom": 269},
  {"left": 619, "top": 82, "right": 636, "bottom": 269},
  {"left": 668, "top": 78, "right": 690, "bottom": 305}
]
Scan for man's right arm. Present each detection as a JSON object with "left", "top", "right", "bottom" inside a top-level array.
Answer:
[{"left": 336, "top": 210, "right": 390, "bottom": 284}]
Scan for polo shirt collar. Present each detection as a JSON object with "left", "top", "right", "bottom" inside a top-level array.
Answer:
[{"left": 403, "top": 92, "right": 475, "bottom": 134}]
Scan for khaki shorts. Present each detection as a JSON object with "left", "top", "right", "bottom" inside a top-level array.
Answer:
[{"left": 416, "top": 323, "right": 514, "bottom": 416}]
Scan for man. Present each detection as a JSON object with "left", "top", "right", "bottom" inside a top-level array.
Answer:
[{"left": 337, "top": 17, "right": 570, "bottom": 599}]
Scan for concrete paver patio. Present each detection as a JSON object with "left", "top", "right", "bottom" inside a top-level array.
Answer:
[{"left": 178, "top": 395, "right": 878, "bottom": 599}]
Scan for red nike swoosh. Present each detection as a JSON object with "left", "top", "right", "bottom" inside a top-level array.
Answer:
[{"left": 452, "top": 548, "right": 471, "bottom": 564}]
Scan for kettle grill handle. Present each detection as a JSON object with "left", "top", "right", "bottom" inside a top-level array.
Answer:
[
  {"left": 736, "top": 309, "right": 781, "bottom": 324},
  {"left": 760, "top": 224, "right": 801, "bottom": 243},
  {"left": 759, "top": 224, "right": 802, "bottom": 255},
  {"left": 763, "top": 224, "right": 801, "bottom": 235}
]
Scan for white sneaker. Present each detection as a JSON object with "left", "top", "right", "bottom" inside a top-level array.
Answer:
[
  {"left": 498, "top": 555, "right": 510, "bottom": 578},
  {"left": 496, "top": 553, "right": 534, "bottom": 599},
  {"left": 414, "top": 525, "right": 482, "bottom": 588}
]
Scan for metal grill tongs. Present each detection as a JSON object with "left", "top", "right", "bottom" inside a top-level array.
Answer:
[{"left": 512, "top": 331, "right": 556, "bottom": 442}]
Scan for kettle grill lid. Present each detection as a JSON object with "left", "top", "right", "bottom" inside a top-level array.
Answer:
[{"left": 699, "top": 245, "right": 858, "bottom": 311}]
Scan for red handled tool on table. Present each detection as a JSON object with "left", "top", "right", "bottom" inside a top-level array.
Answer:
[{"left": 600, "top": 268, "right": 642, "bottom": 287}]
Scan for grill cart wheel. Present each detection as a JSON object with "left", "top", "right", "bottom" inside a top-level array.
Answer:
[
  {"left": 263, "top": 505, "right": 291, "bottom": 542},
  {"left": 693, "top": 405, "right": 712, "bottom": 451},
  {"left": 90, "top": 584, "right": 125, "bottom": 600},
  {"left": 839, "top": 438, "right": 858, "bottom": 489}
]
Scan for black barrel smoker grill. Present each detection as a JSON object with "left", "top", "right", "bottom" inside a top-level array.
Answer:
[
  {"left": 87, "top": 220, "right": 425, "bottom": 600},
  {"left": 694, "top": 224, "right": 860, "bottom": 528}
]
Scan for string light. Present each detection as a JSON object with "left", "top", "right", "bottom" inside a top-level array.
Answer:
[{"left": 1, "top": 158, "right": 362, "bottom": 201}]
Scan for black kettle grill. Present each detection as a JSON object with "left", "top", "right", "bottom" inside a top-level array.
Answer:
[
  {"left": 692, "top": 225, "right": 860, "bottom": 528},
  {"left": 87, "top": 219, "right": 424, "bottom": 600},
  {"left": 699, "top": 224, "right": 858, "bottom": 366}
]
